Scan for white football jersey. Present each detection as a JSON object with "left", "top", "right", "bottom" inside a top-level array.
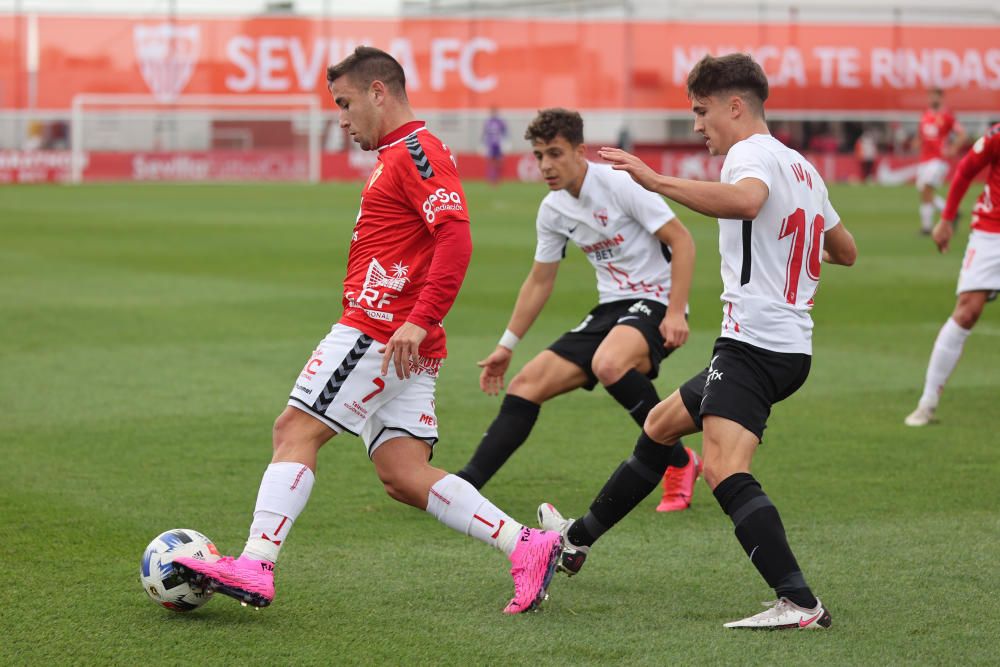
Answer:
[
  {"left": 717, "top": 134, "right": 841, "bottom": 354},
  {"left": 534, "top": 162, "right": 680, "bottom": 306}
]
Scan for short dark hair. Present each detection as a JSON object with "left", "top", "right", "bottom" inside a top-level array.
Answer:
[
  {"left": 326, "top": 46, "right": 407, "bottom": 100},
  {"left": 686, "top": 53, "right": 769, "bottom": 115},
  {"left": 524, "top": 108, "right": 584, "bottom": 146}
]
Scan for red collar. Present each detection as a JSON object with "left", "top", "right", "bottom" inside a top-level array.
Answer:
[{"left": 377, "top": 121, "right": 426, "bottom": 150}]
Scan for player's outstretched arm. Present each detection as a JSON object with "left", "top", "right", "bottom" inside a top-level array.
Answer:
[
  {"left": 654, "top": 218, "right": 694, "bottom": 349},
  {"left": 822, "top": 223, "right": 857, "bottom": 267},
  {"left": 479, "top": 261, "right": 559, "bottom": 395},
  {"left": 598, "top": 147, "right": 768, "bottom": 220}
]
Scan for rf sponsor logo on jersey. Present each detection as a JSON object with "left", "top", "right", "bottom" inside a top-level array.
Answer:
[
  {"left": 346, "top": 258, "right": 410, "bottom": 321},
  {"left": 421, "top": 187, "right": 464, "bottom": 224}
]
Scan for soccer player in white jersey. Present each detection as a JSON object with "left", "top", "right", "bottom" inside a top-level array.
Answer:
[
  {"left": 456, "top": 108, "right": 701, "bottom": 514},
  {"left": 538, "top": 53, "right": 857, "bottom": 629},
  {"left": 171, "top": 47, "right": 561, "bottom": 615}
]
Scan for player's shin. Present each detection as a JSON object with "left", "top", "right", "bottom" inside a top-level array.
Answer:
[
  {"left": 604, "top": 369, "right": 660, "bottom": 427},
  {"left": 456, "top": 395, "right": 540, "bottom": 489},
  {"left": 713, "top": 472, "right": 817, "bottom": 610},
  {"left": 242, "top": 462, "right": 315, "bottom": 563},
  {"left": 567, "top": 431, "right": 678, "bottom": 548},
  {"left": 426, "top": 474, "right": 523, "bottom": 555},
  {"left": 919, "top": 317, "right": 972, "bottom": 409}
]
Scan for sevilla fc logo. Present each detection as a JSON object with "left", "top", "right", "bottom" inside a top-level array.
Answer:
[
  {"left": 593, "top": 208, "right": 609, "bottom": 226},
  {"left": 133, "top": 23, "right": 201, "bottom": 102}
]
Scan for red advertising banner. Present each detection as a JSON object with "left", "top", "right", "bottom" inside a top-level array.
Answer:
[
  {"left": 0, "top": 15, "right": 998, "bottom": 112},
  {"left": 0, "top": 148, "right": 952, "bottom": 185}
]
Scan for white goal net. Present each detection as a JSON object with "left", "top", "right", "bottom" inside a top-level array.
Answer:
[{"left": 70, "top": 94, "right": 322, "bottom": 184}]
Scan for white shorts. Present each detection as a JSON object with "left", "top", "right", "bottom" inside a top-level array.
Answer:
[
  {"left": 957, "top": 229, "right": 1000, "bottom": 295},
  {"left": 288, "top": 324, "right": 441, "bottom": 457},
  {"left": 916, "top": 159, "right": 949, "bottom": 189}
]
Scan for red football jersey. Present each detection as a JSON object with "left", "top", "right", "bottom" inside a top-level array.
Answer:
[
  {"left": 942, "top": 123, "right": 1000, "bottom": 234},
  {"left": 339, "top": 121, "right": 472, "bottom": 358},
  {"left": 918, "top": 107, "right": 960, "bottom": 162}
]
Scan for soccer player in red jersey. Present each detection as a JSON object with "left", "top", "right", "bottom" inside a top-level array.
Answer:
[
  {"left": 906, "top": 122, "right": 1000, "bottom": 426},
  {"left": 174, "top": 47, "right": 561, "bottom": 614},
  {"left": 915, "top": 88, "right": 967, "bottom": 234}
]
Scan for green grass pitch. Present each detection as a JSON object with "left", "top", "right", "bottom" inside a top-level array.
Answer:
[{"left": 2, "top": 180, "right": 998, "bottom": 665}]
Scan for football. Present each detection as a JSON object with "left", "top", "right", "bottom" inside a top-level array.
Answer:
[{"left": 139, "top": 528, "right": 220, "bottom": 612}]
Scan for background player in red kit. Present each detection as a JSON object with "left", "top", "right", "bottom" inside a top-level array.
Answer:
[
  {"left": 906, "top": 122, "right": 1000, "bottom": 426},
  {"left": 174, "top": 47, "right": 562, "bottom": 615},
  {"left": 915, "top": 88, "right": 967, "bottom": 234}
]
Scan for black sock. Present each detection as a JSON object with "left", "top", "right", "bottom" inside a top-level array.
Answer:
[
  {"left": 713, "top": 473, "right": 818, "bottom": 609},
  {"left": 566, "top": 430, "right": 678, "bottom": 548},
  {"left": 604, "top": 369, "right": 659, "bottom": 427},
  {"left": 605, "top": 370, "right": 688, "bottom": 468},
  {"left": 456, "top": 394, "right": 539, "bottom": 490}
]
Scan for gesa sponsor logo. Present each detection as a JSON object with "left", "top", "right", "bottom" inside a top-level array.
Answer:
[{"left": 421, "top": 188, "right": 464, "bottom": 224}]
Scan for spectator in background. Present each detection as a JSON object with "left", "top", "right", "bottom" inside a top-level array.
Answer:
[
  {"left": 915, "top": 88, "right": 967, "bottom": 234},
  {"left": 482, "top": 107, "right": 507, "bottom": 185},
  {"left": 855, "top": 128, "right": 879, "bottom": 183}
]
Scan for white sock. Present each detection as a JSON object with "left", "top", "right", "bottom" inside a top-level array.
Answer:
[
  {"left": 919, "top": 317, "right": 972, "bottom": 409},
  {"left": 920, "top": 203, "right": 936, "bottom": 231},
  {"left": 933, "top": 194, "right": 946, "bottom": 210},
  {"left": 242, "top": 462, "right": 315, "bottom": 563},
  {"left": 426, "top": 474, "right": 524, "bottom": 556}
]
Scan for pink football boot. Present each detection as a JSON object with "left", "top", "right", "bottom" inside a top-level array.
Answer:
[
  {"left": 503, "top": 528, "right": 562, "bottom": 614},
  {"left": 173, "top": 555, "right": 275, "bottom": 608}
]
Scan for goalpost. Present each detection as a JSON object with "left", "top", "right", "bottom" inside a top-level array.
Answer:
[{"left": 70, "top": 94, "right": 323, "bottom": 184}]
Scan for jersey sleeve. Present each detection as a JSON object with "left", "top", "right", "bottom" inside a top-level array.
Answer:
[
  {"left": 823, "top": 197, "right": 842, "bottom": 230},
  {"left": 722, "top": 141, "right": 773, "bottom": 190},
  {"left": 397, "top": 136, "right": 473, "bottom": 331},
  {"left": 618, "top": 176, "right": 678, "bottom": 234},
  {"left": 942, "top": 127, "right": 999, "bottom": 222},
  {"left": 533, "top": 202, "right": 568, "bottom": 263}
]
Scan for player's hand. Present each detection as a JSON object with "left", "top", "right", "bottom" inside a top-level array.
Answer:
[
  {"left": 932, "top": 219, "right": 953, "bottom": 253},
  {"left": 477, "top": 346, "right": 513, "bottom": 396},
  {"left": 597, "top": 147, "right": 661, "bottom": 192},
  {"left": 379, "top": 322, "right": 428, "bottom": 379},
  {"left": 660, "top": 311, "right": 689, "bottom": 349}
]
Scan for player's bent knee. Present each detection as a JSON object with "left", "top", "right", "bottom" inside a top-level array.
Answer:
[
  {"left": 506, "top": 371, "right": 547, "bottom": 402},
  {"left": 591, "top": 354, "right": 628, "bottom": 386},
  {"left": 953, "top": 298, "right": 985, "bottom": 329},
  {"left": 272, "top": 408, "right": 331, "bottom": 456}
]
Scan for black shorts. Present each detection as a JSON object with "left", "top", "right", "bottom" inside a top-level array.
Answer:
[
  {"left": 679, "top": 337, "right": 811, "bottom": 441},
  {"left": 548, "top": 298, "right": 673, "bottom": 390}
]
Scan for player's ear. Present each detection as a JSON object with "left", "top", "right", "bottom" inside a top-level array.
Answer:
[
  {"left": 575, "top": 142, "right": 588, "bottom": 159},
  {"left": 729, "top": 95, "right": 744, "bottom": 118},
  {"left": 370, "top": 79, "right": 386, "bottom": 105}
]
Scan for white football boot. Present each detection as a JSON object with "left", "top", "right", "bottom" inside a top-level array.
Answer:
[
  {"left": 724, "top": 597, "right": 832, "bottom": 630},
  {"left": 904, "top": 404, "right": 936, "bottom": 427},
  {"left": 536, "top": 503, "right": 589, "bottom": 576}
]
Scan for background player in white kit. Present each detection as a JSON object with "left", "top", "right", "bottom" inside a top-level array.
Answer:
[
  {"left": 172, "top": 46, "right": 561, "bottom": 615},
  {"left": 457, "top": 108, "right": 701, "bottom": 513},
  {"left": 538, "top": 53, "right": 857, "bottom": 629},
  {"left": 905, "top": 122, "right": 1000, "bottom": 426}
]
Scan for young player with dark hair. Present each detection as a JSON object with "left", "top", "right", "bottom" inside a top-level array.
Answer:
[
  {"left": 172, "top": 46, "right": 561, "bottom": 615},
  {"left": 540, "top": 53, "right": 858, "bottom": 629},
  {"left": 457, "top": 107, "right": 701, "bottom": 512}
]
